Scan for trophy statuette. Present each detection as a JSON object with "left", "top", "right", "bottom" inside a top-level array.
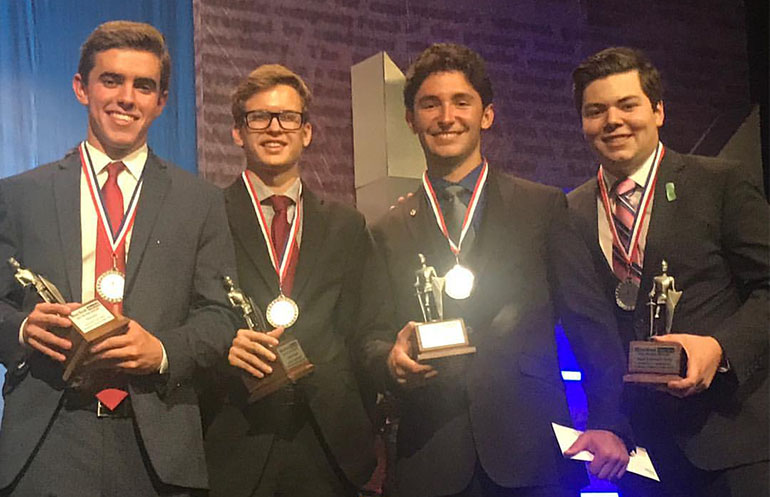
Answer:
[
  {"left": 223, "top": 276, "right": 313, "bottom": 402},
  {"left": 623, "top": 260, "right": 687, "bottom": 384},
  {"left": 412, "top": 254, "right": 476, "bottom": 361},
  {"left": 8, "top": 257, "right": 128, "bottom": 382}
]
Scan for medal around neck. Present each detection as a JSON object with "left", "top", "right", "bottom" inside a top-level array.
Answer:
[
  {"left": 266, "top": 294, "right": 299, "bottom": 328},
  {"left": 615, "top": 279, "right": 638, "bottom": 311},
  {"left": 412, "top": 254, "right": 476, "bottom": 362},
  {"left": 96, "top": 269, "right": 125, "bottom": 303},
  {"left": 223, "top": 276, "right": 313, "bottom": 402},
  {"left": 8, "top": 257, "right": 128, "bottom": 384},
  {"left": 623, "top": 260, "right": 686, "bottom": 384},
  {"left": 444, "top": 263, "right": 474, "bottom": 300}
]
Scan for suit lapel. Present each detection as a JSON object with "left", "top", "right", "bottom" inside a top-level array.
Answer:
[
  {"left": 226, "top": 178, "right": 280, "bottom": 295},
  {"left": 124, "top": 152, "right": 170, "bottom": 295},
  {"left": 632, "top": 150, "right": 685, "bottom": 334},
  {"left": 291, "top": 188, "right": 329, "bottom": 300},
  {"left": 53, "top": 152, "right": 83, "bottom": 301},
  {"left": 406, "top": 186, "right": 456, "bottom": 270},
  {"left": 468, "top": 171, "right": 509, "bottom": 280}
]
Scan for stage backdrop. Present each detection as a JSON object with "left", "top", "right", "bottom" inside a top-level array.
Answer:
[{"left": 0, "top": 0, "right": 196, "bottom": 424}]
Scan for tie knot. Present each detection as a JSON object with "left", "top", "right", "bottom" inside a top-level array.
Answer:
[
  {"left": 613, "top": 178, "right": 637, "bottom": 198},
  {"left": 267, "top": 195, "right": 293, "bottom": 213},
  {"left": 442, "top": 184, "right": 467, "bottom": 202},
  {"left": 106, "top": 161, "right": 125, "bottom": 181}
]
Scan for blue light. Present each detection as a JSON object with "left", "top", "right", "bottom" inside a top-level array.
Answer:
[{"left": 581, "top": 493, "right": 620, "bottom": 497}]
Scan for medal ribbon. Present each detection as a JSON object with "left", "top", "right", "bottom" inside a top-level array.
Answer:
[
  {"left": 597, "top": 142, "right": 665, "bottom": 268},
  {"left": 79, "top": 142, "right": 142, "bottom": 259},
  {"left": 422, "top": 161, "right": 488, "bottom": 256},
  {"left": 242, "top": 172, "right": 302, "bottom": 292}
]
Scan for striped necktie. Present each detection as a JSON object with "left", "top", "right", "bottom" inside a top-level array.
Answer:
[{"left": 611, "top": 177, "right": 642, "bottom": 283}]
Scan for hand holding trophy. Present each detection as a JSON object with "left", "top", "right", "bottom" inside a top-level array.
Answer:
[
  {"left": 8, "top": 257, "right": 128, "bottom": 382},
  {"left": 623, "top": 260, "right": 686, "bottom": 384},
  {"left": 223, "top": 276, "right": 313, "bottom": 402}
]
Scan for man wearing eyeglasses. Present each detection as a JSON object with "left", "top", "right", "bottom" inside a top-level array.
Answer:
[{"left": 201, "top": 64, "right": 378, "bottom": 497}]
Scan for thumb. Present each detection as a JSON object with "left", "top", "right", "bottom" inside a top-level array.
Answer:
[
  {"left": 564, "top": 434, "right": 589, "bottom": 456},
  {"left": 268, "top": 326, "right": 286, "bottom": 339}
]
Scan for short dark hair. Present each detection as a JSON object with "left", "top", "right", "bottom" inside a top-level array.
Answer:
[
  {"left": 78, "top": 21, "right": 171, "bottom": 94},
  {"left": 572, "top": 47, "right": 662, "bottom": 115},
  {"left": 231, "top": 64, "right": 313, "bottom": 125},
  {"left": 403, "top": 43, "right": 493, "bottom": 110}
]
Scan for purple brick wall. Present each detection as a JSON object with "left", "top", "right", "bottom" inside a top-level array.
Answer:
[{"left": 194, "top": 0, "right": 750, "bottom": 202}]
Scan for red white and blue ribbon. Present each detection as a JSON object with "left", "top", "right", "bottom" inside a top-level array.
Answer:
[
  {"left": 422, "top": 161, "right": 488, "bottom": 256},
  {"left": 79, "top": 142, "right": 142, "bottom": 257},
  {"left": 597, "top": 142, "right": 665, "bottom": 268},
  {"left": 242, "top": 172, "right": 302, "bottom": 292}
]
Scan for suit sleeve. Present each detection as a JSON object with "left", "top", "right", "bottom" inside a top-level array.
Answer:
[
  {"left": 711, "top": 160, "right": 769, "bottom": 385},
  {"left": 157, "top": 187, "right": 240, "bottom": 390},
  {"left": 0, "top": 179, "right": 30, "bottom": 368},
  {"left": 546, "top": 190, "right": 634, "bottom": 446}
]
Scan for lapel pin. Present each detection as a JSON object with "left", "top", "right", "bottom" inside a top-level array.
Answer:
[
  {"left": 410, "top": 208, "right": 417, "bottom": 217},
  {"left": 665, "top": 182, "right": 676, "bottom": 202}
]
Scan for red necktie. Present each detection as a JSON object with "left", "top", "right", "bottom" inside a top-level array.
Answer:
[
  {"left": 95, "top": 161, "right": 128, "bottom": 410},
  {"left": 267, "top": 195, "right": 298, "bottom": 296},
  {"left": 611, "top": 177, "right": 642, "bottom": 283}
]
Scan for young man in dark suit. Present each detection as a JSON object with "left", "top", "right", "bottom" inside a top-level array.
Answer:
[
  {"left": 567, "top": 46, "right": 769, "bottom": 497},
  {"left": 359, "top": 43, "right": 633, "bottom": 497},
  {"left": 203, "top": 64, "right": 377, "bottom": 497},
  {"left": 0, "top": 21, "right": 238, "bottom": 496}
]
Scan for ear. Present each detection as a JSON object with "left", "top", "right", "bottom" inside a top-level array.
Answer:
[
  {"left": 654, "top": 100, "right": 665, "bottom": 128},
  {"left": 73, "top": 73, "right": 89, "bottom": 106},
  {"left": 405, "top": 109, "right": 416, "bottom": 133},
  {"left": 301, "top": 122, "right": 313, "bottom": 148},
  {"left": 156, "top": 90, "right": 169, "bottom": 112},
  {"left": 232, "top": 126, "right": 244, "bottom": 147},
  {"left": 481, "top": 103, "right": 495, "bottom": 130}
]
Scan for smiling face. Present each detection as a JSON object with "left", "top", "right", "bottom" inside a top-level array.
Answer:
[
  {"left": 581, "top": 70, "right": 664, "bottom": 177},
  {"left": 73, "top": 48, "right": 167, "bottom": 159},
  {"left": 406, "top": 70, "right": 494, "bottom": 179},
  {"left": 232, "top": 84, "right": 312, "bottom": 179}
]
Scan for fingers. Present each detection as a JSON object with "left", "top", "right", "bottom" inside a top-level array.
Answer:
[
  {"left": 25, "top": 326, "right": 70, "bottom": 362},
  {"left": 569, "top": 431, "right": 629, "bottom": 482},
  {"left": 227, "top": 328, "right": 283, "bottom": 378}
]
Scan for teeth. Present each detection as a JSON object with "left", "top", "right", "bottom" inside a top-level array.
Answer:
[{"left": 111, "top": 113, "right": 133, "bottom": 122}]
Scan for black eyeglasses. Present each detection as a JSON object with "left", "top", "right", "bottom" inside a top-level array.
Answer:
[{"left": 243, "top": 110, "right": 306, "bottom": 131}]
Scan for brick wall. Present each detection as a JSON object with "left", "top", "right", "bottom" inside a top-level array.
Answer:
[{"left": 194, "top": 0, "right": 750, "bottom": 202}]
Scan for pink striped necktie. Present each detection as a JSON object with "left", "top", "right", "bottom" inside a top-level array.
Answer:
[{"left": 611, "top": 177, "right": 642, "bottom": 283}]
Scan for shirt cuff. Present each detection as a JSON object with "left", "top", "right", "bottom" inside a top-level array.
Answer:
[
  {"left": 159, "top": 340, "right": 169, "bottom": 374},
  {"left": 19, "top": 317, "right": 29, "bottom": 345}
]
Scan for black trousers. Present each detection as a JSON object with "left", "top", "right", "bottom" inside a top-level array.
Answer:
[
  {"left": 440, "top": 460, "right": 577, "bottom": 497},
  {"left": 1, "top": 398, "right": 195, "bottom": 497}
]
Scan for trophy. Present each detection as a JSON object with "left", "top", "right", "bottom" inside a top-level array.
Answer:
[
  {"left": 8, "top": 257, "right": 128, "bottom": 382},
  {"left": 223, "top": 276, "right": 313, "bottom": 402},
  {"left": 623, "top": 260, "right": 686, "bottom": 384},
  {"left": 412, "top": 254, "right": 476, "bottom": 361}
]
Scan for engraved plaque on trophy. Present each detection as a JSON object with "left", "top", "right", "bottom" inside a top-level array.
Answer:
[
  {"left": 8, "top": 257, "right": 129, "bottom": 382},
  {"left": 223, "top": 276, "right": 314, "bottom": 402},
  {"left": 623, "top": 260, "right": 687, "bottom": 384},
  {"left": 412, "top": 254, "right": 476, "bottom": 361}
]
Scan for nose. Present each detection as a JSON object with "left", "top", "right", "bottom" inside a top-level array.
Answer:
[
  {"left": 603, "top": 106, "right": 622, "bottom": 131},
  {"left": 438, "top": 103, "right": 455, "bottom": 127},
  {"left": 116, "top": 83, "right": 135, "bottom": 109},
  {"left": 266, "top": 114, "right": 283, "bottom": 133}
]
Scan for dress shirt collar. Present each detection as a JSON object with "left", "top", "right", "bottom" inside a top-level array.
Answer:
[
  {"left": 428, "top": 160, "right": 484, "bottom": 193},
  {"left": 600, "top": 142, "right": 661, "bottom": 191},
  {"left": 245, "top": 169, "right": 302, "bottom": 205},
  {"left": 84, "top": 140, "right": 147, "bottom": 181}
]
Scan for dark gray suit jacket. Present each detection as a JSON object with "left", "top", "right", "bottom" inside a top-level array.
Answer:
[
  {"left": 203, "top": 180, "right": 377, "bottom": 497},
  {"left": 567, "top": 150, "right": 769, "bottom": 470},
  {"left": 0, "top": 148, "right": 238, "bottom": 489},
  {"left": 360, "top": 169, "right": 632, "bottom": 497}
]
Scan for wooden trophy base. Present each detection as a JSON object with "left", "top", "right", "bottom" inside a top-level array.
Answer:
[
  {"left": 61, "top": 300, "right": 129, "bottom": 382},
  {"left": 414, "top": 319, "right": 476, "bottom": 362},
  {"left": 243, "top": 339, "right": 315, "bottom": 403},
  {"left": 623, "top": 340, "right": 686, "bottom": 385}
]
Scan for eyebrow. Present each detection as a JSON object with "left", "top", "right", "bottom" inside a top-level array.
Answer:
[
  {"left": 417, "top": 92, "right": 475, "bottom": 103},
  {"left": 98, "top": 72, "right": 158, "bottom": 90}
]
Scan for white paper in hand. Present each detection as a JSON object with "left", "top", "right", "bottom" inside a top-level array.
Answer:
[{"left": 551, "top": 422, "right": 660, "bottom": 482}]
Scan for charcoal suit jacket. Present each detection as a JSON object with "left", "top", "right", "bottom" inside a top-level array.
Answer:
[
  {"left": 203, "top": 179, "right": 377, "bottom": 497},
  {"left": 567, "top": 149, "right": 769, "bottom": 470},
  {"left": 0, "top": 148, "right": 239, "bottom": 490},
  {"left": 360, "top": 169, "right": 632, "bottom": 497}
]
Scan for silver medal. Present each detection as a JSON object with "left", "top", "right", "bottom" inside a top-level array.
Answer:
[
  {"left": 615, "top": 279, "right": 639, "bottom": 311},
  {"left": 444, "top": 264, "right": 474, "bottom": 300},
  {"left": 266, "top": 295, "right": 299, "bottom": 328},
  {"left": 96, "top": 269, "right": 125, "bottom": 303}
]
